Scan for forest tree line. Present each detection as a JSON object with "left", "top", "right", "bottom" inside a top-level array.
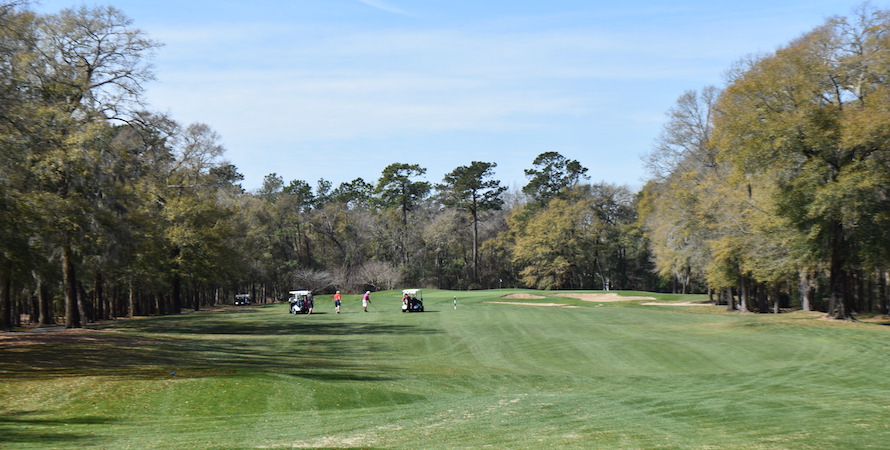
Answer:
[
  {"left": 1, "top": 2, "right": 889, "bottom": 329},
  {"left": 641, "top": 4, "right": 890, "bottom": 320}
]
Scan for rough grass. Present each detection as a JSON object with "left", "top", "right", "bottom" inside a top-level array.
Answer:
[{"left": 2, "top": 289, "right": 889, "bottom": 448}]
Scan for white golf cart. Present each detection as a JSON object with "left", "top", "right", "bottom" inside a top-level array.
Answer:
[
  {"left": 401, "top": 289, "right": 424, "bottom": 312},
  {"left": 288, "top": 290, "right": 314, "bottom": 314},
  {"left": 234, "top": 293, "right": 251, "bottom": 305}
]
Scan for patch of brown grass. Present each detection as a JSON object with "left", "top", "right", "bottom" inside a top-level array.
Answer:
[{"left": 0, "top": 328, "right": 157, "bottom": 347}]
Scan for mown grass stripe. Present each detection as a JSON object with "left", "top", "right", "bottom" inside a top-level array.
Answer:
[{"left": 2, "top": 289, "right": 889, "bottom": 448}]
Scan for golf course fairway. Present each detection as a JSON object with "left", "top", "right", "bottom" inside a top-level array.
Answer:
[{"left": 2, "top": 289, "right": 889, "bottom": 448}]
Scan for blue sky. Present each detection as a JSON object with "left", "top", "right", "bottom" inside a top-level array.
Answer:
[{"left": 34, "top": 0, "right": 873, "bottom": 192}]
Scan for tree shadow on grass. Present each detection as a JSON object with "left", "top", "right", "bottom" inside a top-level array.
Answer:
[
  {"left": 93, "top": 310, "right": 441, "bottom": 336},
  {"left": 0, "top": 320, "right": 439, "bottom": 382},
  {"left": 0, "top": 411, "right": 114, "bottom": 445}
]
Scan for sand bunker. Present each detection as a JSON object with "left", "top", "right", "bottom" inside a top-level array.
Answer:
[
  {"left": 640, "top": 301, "right": 711, "bottom": 306},
  {"left": 501, "top": 293, "right": 547, "bottom": 300},
  {"left": 551, "top": 293, "right": 656, "bottom": 302},
  {"left": 495, "top": 292, "right": 656, "bottom": 307},
  {"left": 487, "top": 301, "right": 579, "bottom": 308},
  {"left": 491, "top": 293, "right": 577, "bottom": 308}
]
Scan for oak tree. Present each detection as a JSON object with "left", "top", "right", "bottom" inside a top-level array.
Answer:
[{"left": 714, "top": 5, "right": 890, "bottom": 319}]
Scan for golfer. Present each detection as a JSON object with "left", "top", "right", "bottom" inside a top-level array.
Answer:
[
  {"left": 333, "top": 291, "right": 342, "bottom": 313},
  {"left": 362, "top": 291, "right": 370, "bottom": 312}
]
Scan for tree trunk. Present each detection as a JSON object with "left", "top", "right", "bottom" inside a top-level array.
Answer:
[
  {"left": 77, "top": 281, "right": 90, "bottom": 324},
  {"left": 725, "top": 287, "right": 735, "bottom": 311},
  {"left": 738, "top": 275, "right": 750, "bottom": 313},
  {"left": 110, "top": 284, "right": 119, "bottom": 318},
  {"left": 853, "top": 269, "right": 866, "bottom": 313},
  {"left": 10, "top": 286, "right": 19, "bottom": 327},
  {"left": 172, "top": 279, "right": 182, "bottom": 314},
  {"left": 94, "top": 271, "right": 105, "bottom": 320},
  {"left": 799, "top": 270, "right": 815, "bottom": 312},
  {"left": 756, "top": 284, "right": 768, "bottom": 313},
  {"left": 28, "top": 291, "right": 38, "bottom": 324},
  {"left": 880, "top": 269, "right": 889, "bottom": 315},
  {"left": 127, "top": 281, "right": 135, "bottom": 318},
  {"left": 62, "top": 244, "right": 81, "bottom": 328},
  {"left": 37, "top": 275, "right": 54, "bottom": 325},
  {"left": 827, "top": 264, "right": 852, "bottom": 319},
  {"left": 827, "top": 224, "right": 854, "bottom": 320},
  {"left": 0, "top": 261, "right": 10, "bottom": 331},
  {"left": 172, "top": 272, "right": 182, "bottom": 313},
  {"left": 472, "top": 210, "right": 479, "bottom": 283}
]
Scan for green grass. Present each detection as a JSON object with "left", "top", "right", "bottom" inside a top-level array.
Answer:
[{"left": 2, "top": 289, "right": 889, "bottom": 448}]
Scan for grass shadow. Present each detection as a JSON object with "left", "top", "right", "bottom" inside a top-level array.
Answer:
[
  {"left": 92, "top": 312, "right": 441, "bottom": 337},
  {"left": 0, "top": 316, "right": 440, "bottom": 382},
  {"left": 0, "top": 411, "right": 115, "bottom": 445}
]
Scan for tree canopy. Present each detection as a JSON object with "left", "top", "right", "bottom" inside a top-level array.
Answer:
[
  {"left": 713, "top": 5, "right": 890, "bottom": 318},
  {"left": 437, "top": 161, "right": 506, "bottom": 283},
  {"left": 4, "top": 2, "right": 890, "bottom": 329},
  {"left": 522, "top": 151, "right": 589, "bottom": 204}
]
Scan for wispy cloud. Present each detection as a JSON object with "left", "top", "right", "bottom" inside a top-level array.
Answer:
[
  {"left": 354, "top": 0, "right": 412, "bottom": 16},
  {"left": 136, "top": 0, "right": 869, "bottom": 189},
  {"left": 148, "top": 19, "right": 711, "bottom": 149}
]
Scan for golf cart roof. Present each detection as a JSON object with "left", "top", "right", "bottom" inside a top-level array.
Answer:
[
  {"left": 289, "top": 290, "right": 312, "bottom": 296},
  {"left": 402, "top": 289, "right": 421, "bottom": 295}
]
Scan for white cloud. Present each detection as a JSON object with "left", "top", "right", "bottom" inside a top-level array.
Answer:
[
  {"left": 354, "top": 0, "right": 412, "bottom": 16},
  {"left": 147, "top": 20, "right": 700, "bottom": 145},
  {"left": 139, "top": 1, "right": 868, "bottom": 189},
  {"left": 28, "top": 0, "right": 872, "bottom": 190}
]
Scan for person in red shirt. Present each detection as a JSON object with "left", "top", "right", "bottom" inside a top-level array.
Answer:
[{"left": 333, "top": 291, "right": 342, "bottom": 313}]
